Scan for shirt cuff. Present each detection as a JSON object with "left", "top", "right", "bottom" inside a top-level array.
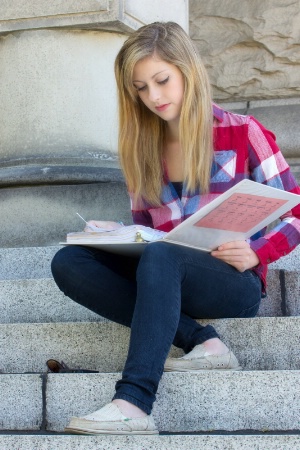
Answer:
[{"left": 250, "top": 237, "right": 282, "bottom": 265}]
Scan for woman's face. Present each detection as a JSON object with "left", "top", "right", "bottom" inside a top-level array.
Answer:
[{"left": 132, "top": 55, "right": 184, "bottom": 125}]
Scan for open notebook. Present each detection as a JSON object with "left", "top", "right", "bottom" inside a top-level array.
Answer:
[{"left": 61, "top": 179, "right": 300, "bottom": 256}]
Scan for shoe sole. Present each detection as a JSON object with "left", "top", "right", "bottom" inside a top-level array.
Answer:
[{"left": 65, "top": 427, "right": 159, "bottom": 435}]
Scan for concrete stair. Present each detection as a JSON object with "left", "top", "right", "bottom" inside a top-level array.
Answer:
[
  {"left": 1, "top": 434, "right": 300, "bottom": 449},
  {"left": 0, "top": 317, "right": 300, "bottom": 373},
  {"left": 0, "top": 245, "right": 300, "bottom": 449},
  {"left": 0, "top": 246, "right": 299, "bottom": 320},
  {"left": 2, "top": 370, "right": 299, "bottom": 431}
]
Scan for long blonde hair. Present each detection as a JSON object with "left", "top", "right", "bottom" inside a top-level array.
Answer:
[{"left": 114, "top": 22, "right": 213, "bottom": 205}]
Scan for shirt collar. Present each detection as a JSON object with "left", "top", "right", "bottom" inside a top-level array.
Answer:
[{"left": 213, "top": 103, "right": 224, "bottom": 122}]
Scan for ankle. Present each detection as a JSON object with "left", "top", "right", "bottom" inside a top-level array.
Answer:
[
  {"left": 201, "top": 338, "right": 229, "bottom": 356},
  {"left": 112, "top": 399, "right": 147, "bottom": 418}
]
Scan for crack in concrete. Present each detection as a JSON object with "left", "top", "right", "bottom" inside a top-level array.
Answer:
[
  {"left": 279, "top": 269, "right": 287, "bottom": 316},
  {"left": 40, "top": 373, "right": 48, "bottom": 431}
]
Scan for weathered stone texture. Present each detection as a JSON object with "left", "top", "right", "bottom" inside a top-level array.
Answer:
[
  {"left": 0, "top": 0, "right": 108, "bottom": 20},
  {"left": 190, "top": 0, "right": 300, "bottom": 101}
]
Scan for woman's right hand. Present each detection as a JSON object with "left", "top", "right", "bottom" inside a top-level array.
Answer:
[{"left": 84, "top": 221, "right": 123, "bottom": 232}]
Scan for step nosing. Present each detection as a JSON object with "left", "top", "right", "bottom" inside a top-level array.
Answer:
[{"left": 1, "top": 430, "right": 300, "bottom": 435}]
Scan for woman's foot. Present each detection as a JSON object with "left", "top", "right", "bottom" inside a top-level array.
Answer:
[
  {"left": 201, "top": 337, "right": 230, "bottom": 356},
  {"left": 112, "top": 399, "right": 147, "bottom": 418},
  {"left": 164, "top": 338, "right": 242, "bottom": 371},
  {"left": 64, "top": 402, "right": 158, "bottom": 435}
]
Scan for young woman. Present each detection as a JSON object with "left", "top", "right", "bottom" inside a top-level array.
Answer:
[{"left": 51, "top": 22, "right": 300, "bottom": 435}]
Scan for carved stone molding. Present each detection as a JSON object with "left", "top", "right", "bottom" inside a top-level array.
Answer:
[{"left": 0, "top": 0, "right": 188, "bottom": 34}]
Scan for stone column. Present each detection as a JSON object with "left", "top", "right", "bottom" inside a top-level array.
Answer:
[{"left": 0, "top": 0, "right": 188, "bottom": 247}]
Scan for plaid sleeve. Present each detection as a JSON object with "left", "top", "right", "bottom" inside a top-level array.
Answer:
[
  {"left": 129, "top": 194, "right": 154, "bottom": 228},
  {"left": 247, "top": 116, "right": 300, "bottom": 265}
]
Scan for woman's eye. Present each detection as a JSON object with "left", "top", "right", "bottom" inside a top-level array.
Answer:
[
  {"left": 135, "top": 85, "right": 147, "bottom": 92},
  {"left": 158, "top": 77, "right": 169, "bottom": 85}
]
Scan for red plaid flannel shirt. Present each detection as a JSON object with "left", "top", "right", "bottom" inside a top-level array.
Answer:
[{"left": 130, "top": 104, "right": 300, "bottom": 292}]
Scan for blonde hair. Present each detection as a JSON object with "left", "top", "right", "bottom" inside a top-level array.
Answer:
[{"left": 114, "top": 22, "right": 213, "bottom": 205}]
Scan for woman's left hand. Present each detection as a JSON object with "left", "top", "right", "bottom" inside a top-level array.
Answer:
[{"left": 211, "top": 241, "right": 260, "bottom": 272}]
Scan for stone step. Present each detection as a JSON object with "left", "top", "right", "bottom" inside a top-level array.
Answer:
[
  {"left": 1, "top": 317, "right": 299, "bottom": 373},
  {"left": 0, "top": 246, "right": 299, "bottom": 322},
  {"left": 0, "top": 268, "right": 297, "bottom": 324},
  {"left": 0, "top": 278, "right": 102, "bottom": 324},
  {"left": 0, "top": 181, "right": 131, "bottom": 249},
  {"left": 0, "top": 240, "right": 299, "bottom": 280},
  {"left": 0, "top": 246, "right": 60, "bottom": 280},
  {"left": 1, "top": 434, "right": 300, "bottom": 449},
  {"left": 2, "top": 170, "right": 300, "bottom": 250},
  {"left": 1, "top": 164, "right": 299, "bottom": 251},
  {"left": 1, "top": 371, "right": 300, "bottom": 432}
]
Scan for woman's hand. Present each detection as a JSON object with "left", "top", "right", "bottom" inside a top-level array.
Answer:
[
  {"left": 211, "top": 241, "right": 260, "bottom": 272},
  {"left": 84, "top": 221, "right": 123, "bottom": 232}
]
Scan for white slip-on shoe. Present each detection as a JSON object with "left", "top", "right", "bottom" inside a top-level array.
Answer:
[
  {"left": 164, "top": 343, "right": 242, "bottom": 372},
  {"left": 65, "top": 402, "right": 159, "bottom": 435}
]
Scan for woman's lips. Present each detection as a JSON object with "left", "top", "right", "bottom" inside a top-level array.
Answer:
[{"left": 155, "top": 103, "right": 170, "bottom": 112}]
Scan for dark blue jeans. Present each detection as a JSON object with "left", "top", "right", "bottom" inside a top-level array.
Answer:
[{"left": 51, "top": 242, "right": 262, "bottom": 414}]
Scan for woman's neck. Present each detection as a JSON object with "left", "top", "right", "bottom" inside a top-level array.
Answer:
[
  {"left": 165, "top": 120, "right": 180, "bottom": 143},
  {"left": 164, "top": 122, "right": 183, "bottom": 182}
]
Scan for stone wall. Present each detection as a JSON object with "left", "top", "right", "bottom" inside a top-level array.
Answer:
[{"left": 190, "top": 0, "right": 300, "bottom": 101}]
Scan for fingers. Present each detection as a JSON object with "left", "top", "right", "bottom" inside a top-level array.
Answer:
[
  {"left": 216, "top": 241, "right": 250, "bottom": 251},
  {"left": 211, "top": 241, "right": 251, "bottom": 260},
  {"left": 84, "top": 221, "right": 123, "bottom": 232},
  {"left": 211, "top": 241, "right": 259, "bottom": 272}
]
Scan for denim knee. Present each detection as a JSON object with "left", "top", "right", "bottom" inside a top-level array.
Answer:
[
  {"left": 138, "top": 241, "right": 181, "bottom": 268},
  {"left": 51, "top": 245, "right": 89, "bottom": 288},
  {"left": 51, "top": 246, "right": 73, "bottom": 279}
]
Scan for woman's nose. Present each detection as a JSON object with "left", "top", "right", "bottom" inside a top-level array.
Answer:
[{"left": 148, "top": 86, "right": 160, "bottom": 102}]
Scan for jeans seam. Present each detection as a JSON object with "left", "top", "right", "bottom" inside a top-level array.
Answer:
[{"left": 234, "top": 299, "right": 261, "bottom": 318}]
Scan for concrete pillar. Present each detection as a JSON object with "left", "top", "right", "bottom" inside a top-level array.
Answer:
[{"left": 0, "top": 0, "right": 188, "bottom": 247}]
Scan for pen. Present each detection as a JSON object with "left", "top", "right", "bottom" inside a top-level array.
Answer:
[{"left": 76, "top": 213, "right": 104, "bottom": 232}]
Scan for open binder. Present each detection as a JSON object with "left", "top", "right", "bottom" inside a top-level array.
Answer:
[{"left": 61, "top": 179, "right": 300, "bottom": 256}]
